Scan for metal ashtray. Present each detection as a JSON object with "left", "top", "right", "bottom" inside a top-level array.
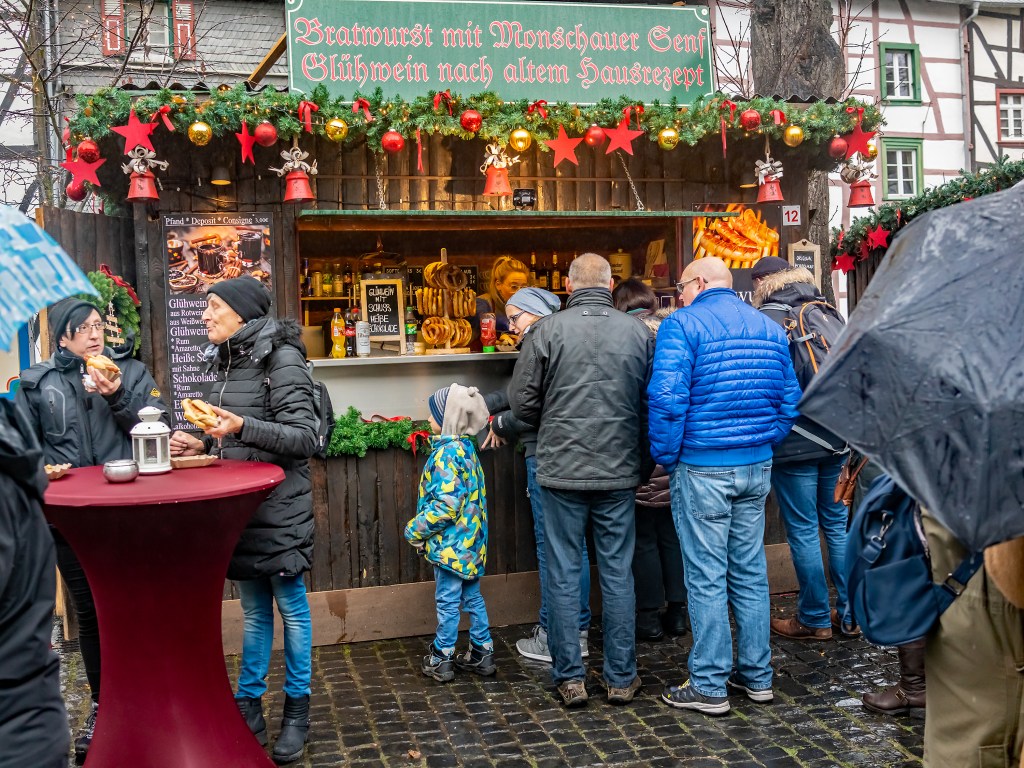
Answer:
[{"left": 103, "top": 459, "right": 139, "bottom": 483}]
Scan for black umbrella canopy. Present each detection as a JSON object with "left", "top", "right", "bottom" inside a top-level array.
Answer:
[{"left": 801, "top": 181, "right": 1024, "bottom": 551}]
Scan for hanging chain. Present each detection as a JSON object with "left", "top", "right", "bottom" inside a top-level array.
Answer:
[
  {"left": 375, "top": 156, "right": 387, "bottom": 210},
  {"left": 617, "top": 153, "right": 645, "bottom": 212}
]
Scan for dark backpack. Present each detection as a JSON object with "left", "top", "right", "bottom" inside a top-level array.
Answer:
[
  {"left": 844, "top": 474, "right": 983, "bottom": 646},
  {"left": 307, "top": 361, "right": 335, "bottom": 459},
  {"left": 761, "top": 299, "right": 846, "bottom": 390}
]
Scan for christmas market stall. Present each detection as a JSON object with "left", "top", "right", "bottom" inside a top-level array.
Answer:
[{"left": 52, "top": 0, "right": 882, "bottom": 646}]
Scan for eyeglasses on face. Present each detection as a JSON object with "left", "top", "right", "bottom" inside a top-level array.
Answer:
[
  {"left": 675, "top": 277, "right": 700, "bottom": 293},
  {"left": 507, "top": 310, "right": 527, "bottom": 328},
  {"left": 75, "top": 322, "right": 106, "bottom": 334}
]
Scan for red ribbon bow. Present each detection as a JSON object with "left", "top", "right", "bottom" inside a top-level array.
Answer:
[
  {"left": 407, "top": 429, "right": 431, "bottom": 457},
  {"left": 99, "top": 264, "right": 141, "bottom": 306},
  {"left": 622, "top": 104, "right": 644, "bottom": 128},
  {"left": 770, "top": 109, "right": 786, "bottom": 126},
  {"left": 352, "top": 98, "right": 373, "bottom": 123},
  {"left": 152, "top": 105, "right": 175, "bottom": 132},
  {"left": 416, "top": 128, "right": 424, "bottom": 173},
  {"left": 63, "top": 117, "right": 72, "bottom": 163},
  {"left": 433, "top": 90, "right": 453, "bottom": 115},
  {"left": 528, "top": 100, "right": 549, "bottom": 119},
  {"left": 720, "top": 100, "right": 738, "bottom": 158},
  {"left": 298, "top": 101, "right": 319, "bottom": 133},
  {"left": 846, "top": 105, "right": 865, "bottom": 125}
]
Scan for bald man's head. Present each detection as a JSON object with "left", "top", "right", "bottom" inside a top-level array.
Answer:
[{"left": 682, "top": 257, "right": 733, "bottom": 288}]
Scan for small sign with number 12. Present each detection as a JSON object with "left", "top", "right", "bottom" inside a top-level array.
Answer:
[{"left": 782, "top": 206, "right": 802, "bottom": 226}]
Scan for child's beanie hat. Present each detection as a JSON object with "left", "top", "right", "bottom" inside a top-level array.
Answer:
[{"left": 429, "top": 386, "right": 450, "bottom": 426}]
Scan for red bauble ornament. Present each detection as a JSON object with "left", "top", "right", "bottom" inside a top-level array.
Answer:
[
  {"left": 584, "top": 124, "right": 606, "bottom": 147},
  {"left": 66, "top": 179, "right": 87, "bottom": 202},
  {"left": 77, "top": 139, "right": 100, "bottom": 163},
  {"left": 739, "top": 109, "right": 762, "bottom": 131},
  {"left": 460, "top": 109, "right": 483, "bottom": 133},
  {"left": 382, "top": 130, "right": 405, "bottom": 154},
  {"left": 254, "top": 122, "right": 278, "bottom": 147},
  {"left": 828, "top": 136, "right": 849, "bottom": 159}
]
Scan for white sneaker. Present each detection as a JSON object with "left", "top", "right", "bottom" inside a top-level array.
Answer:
[{"left": 515, "top": 626, "right": 591, "bottom": 662}]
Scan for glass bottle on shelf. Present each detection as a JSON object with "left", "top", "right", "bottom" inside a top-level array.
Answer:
[
  {"left": 330, "top": 308, "right": 346, "bottom": 359},
  {"left": 344, "top": 307, "right": 356, "bottom": 357},
  {"left": 529, "top": 252, "right": 538, "bottom": 285},
  {"left": 404, "top": 306, "right": 418, "bottom": 355},
  {"left": 321, "top": 269, "right": 333, "bottom": 297},
  {"left": 333, "top": 263, "right": 344, "bottom": 299},
  {"left": 537, "top": 253, "right": 549, "bottom": 289},
  {"left": 343, "top": 261, "right": 353, "bottom": 298},
  {"left": 551, "top": 252, "right": 561, "bottom": 292},
  {"left": 301, "top": 258, "right": 310, "bottom": 297}
]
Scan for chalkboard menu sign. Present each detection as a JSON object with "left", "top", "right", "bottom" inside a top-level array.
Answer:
[
  {"left": 787, "top": 239, "right": 821, "bottom": 289},
  {"left": 360, "top": 278, "right": 406, "bottom": 354},
  {"left": 161, "top": 213, "right": 274, "bottom": 431}
]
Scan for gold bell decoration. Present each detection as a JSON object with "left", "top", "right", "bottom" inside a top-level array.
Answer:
[
  {"left": 658, "top": 127, "right": 680, "bottom": 150},
  {"left": 509, "top": 128, "right": 532, "bottom": 152},
  {"left": 188, "top": 121, "right": 212, "bottom": 146},
  {"left": 325, "top": 118, "right": 349, "bottom": 142},
  {"left": 782, "top": 125, "right": 804, "bottom": 147}
]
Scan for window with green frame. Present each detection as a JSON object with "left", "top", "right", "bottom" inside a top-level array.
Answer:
[
  {"left": 879, "top": 43, "right": 922, "bottom": 104},
  {"left": 881, "top": 138, "right": 924, "bottom": 200}
]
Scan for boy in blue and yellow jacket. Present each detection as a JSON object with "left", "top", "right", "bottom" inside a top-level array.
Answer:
[{"left": 405, "top": 383, "right": 493, "bottom": 682}]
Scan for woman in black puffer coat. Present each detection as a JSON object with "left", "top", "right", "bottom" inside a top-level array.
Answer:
[{"left": 170, "top": 277, "right": 317, "bottom": 765}]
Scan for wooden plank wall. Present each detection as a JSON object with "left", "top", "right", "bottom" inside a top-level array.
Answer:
[{"left": 41, "top": 206, "right": 135, "bottom": 285}]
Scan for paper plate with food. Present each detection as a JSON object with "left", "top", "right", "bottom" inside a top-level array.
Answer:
[
  {"left": 45, "top": 463, "right": 72, "bottom": 480},
  {"left": 171, "top": 454, "right": 218, "bottom": 470}
]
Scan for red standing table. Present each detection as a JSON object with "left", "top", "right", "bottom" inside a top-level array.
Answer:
[{"left": 44, "top": 460, "right": 285, "bottom": 768}]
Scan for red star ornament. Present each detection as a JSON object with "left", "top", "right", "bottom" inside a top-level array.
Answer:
[
  {"left": 236, "top": 121, "right": 257, "bottom": 165},
  {"left": 865, "top": 224, "right": 891, "bottom": 251},
  {"left": 604, "top": 118, "right": 645, "bottom": 156},
  {"left": 843, "top": 121, "right": 877, "bottom": 159},
  {"left": 111, "top": 109, "right": 157, "bottom": 154},
  {"left": 544, "top": 124, "right": 584, "bottom": 167},
  {"left": 60, "top": 157, "right": 106, "bottom": 187},
  {"left": 834, "top": 252, "right": 857, "bottom": 274}
]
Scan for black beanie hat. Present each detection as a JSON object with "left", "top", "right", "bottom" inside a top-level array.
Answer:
[
  {"left": 751, "top": 256, "right": 792, "bottom": 281},
  {"left": 48, "top": 298, "right": 98, "bottom": 342},
  {"left": 207, "top": 276, "right": 272, "bottom": 322}
]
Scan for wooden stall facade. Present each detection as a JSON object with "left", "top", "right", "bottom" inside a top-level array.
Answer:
[{"left": 44, "top": 120, "right": 826, "bottom": 645}]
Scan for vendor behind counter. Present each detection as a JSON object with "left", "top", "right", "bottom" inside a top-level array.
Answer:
[{"left": 471, "top": 256, "right": 529, "bottom": 349}]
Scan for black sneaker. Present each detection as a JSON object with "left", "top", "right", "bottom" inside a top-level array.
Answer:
[
  {"left": 661, "top": 681, "right": 730, "bottom": 715},
  {"left": 74, "top": 701, "right": 98, "bottom": 765},
  {"left": 422, "top": 643, "right": 455, "bottom": 682},
  {"left": 726, "top": 676, "right": 774, "bottom": 703},
  {"left": 454, "top": 642, "right": 496, "bottom": 676}
]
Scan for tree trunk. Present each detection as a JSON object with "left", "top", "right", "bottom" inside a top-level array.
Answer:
[{"left": 750, "top": 0, "right": 843, "bottom": 303}]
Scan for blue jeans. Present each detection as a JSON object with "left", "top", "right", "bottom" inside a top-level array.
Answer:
[
  {"left": 235, "top": 574, "right": 312, "bottom": 699},
  {"left": 671, "top": 461, "right": 773, "bottom": 698},
  {"left": 771, "top": 455, "right": 849, "bottom": 628},
  {"left": 433, "top": 566, "right": 492, "bottom": 654},
  {"left": 525, "top": 456, "right": 591, "bottom": 631},
  {"left": 539, "top": 485, "right": 636, "bottom": 687}
]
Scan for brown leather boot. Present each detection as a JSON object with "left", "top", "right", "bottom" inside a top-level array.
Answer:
[{"left": 862, "top": 639, "right": 926, "bottom": 716}]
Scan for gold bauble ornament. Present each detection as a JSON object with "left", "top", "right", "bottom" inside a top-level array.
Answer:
[
  {"left": 171, "top": 95, "right": 186, "bottom": 105},
  {"left": 782, "top": 125, "right": 805, "bottom": 147},
  {"left": 658, "top": 127, "right": 680, "bottom": 150},
  {"left": 865, "top": 138, "right": 878, "bottom": 160},
  {"left": 325, "top": 117, "right": 349, "bottom": 142},
  {"left": 509, "top": 128, "right": 532, "bottom": 152},
  {"left": 188, "top": 121, "right": 212, "bottom": 146}
]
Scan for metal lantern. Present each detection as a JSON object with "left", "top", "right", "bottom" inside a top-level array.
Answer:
[{"left": 131, "top": 406, "right": 171, "bottom": 474}]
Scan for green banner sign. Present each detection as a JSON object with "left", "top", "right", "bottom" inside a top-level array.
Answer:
[{"left": 286, "top": 0, "right": 714, "bottom": 104}]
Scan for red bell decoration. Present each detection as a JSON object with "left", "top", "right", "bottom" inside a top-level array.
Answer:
[
  {"left": 829, "top": 135, "right": 849, "bottom": 159},
  {"left": 847, "top": 179, "right": 875, "bottom": 208},
  {"left": 754, "top": 154, "right": 785, "bottom": 204},
  {"left": 77, "top": 139, "right": 100, "bottom": 163},
  {"left": 382, "top": 130, "right": 405, "bottom": 154},
  {"left": 739, "top": 109, "right": 762, "bottom": 131},
  {"left": 283, "top": 170, "right": 315, "bottom": 204},
  {"left": 584, "top": 124, "right": 606, "bottom": 147},
  {"left": 254, "top": 122, "right": 278, "bottom": 147},
  {"left": 757, "top": 178, "right": 784, "bottom": 203},
  {"left": 126, "top": 170, "right": 159, "bottom": 202},
  {"left": 66, "top": 178, "right": 88, "bottom": 202},
  {"left": 482, "top": 166, "right": 513, "bottom": 196},
  {"left": 460, "top": 109, "right": 483, "bottom": 133}
]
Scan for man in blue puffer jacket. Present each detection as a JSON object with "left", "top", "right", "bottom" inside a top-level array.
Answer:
[{"left": 648, "top": 256, "right": 800, "bottom": 716}]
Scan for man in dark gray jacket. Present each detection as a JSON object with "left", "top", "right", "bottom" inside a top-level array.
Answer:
[{"left": 510, "top": 253, "right": 653, "bottom": 708}]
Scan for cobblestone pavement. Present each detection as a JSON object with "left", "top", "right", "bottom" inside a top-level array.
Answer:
[{"left": 60, "top": 594, "right": 924, "bottom": 767}]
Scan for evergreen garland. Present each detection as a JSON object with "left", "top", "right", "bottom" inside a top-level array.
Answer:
[
  {"left": 77, "top": 271, "right": 142, "bottom": 353},
  {"left": 326, "top": 406, "right": 430, "bottom": 458},
  {"left": 831, "top": 156, "right": 1024, "bottom": 265},
  {"left": 68, "top": 85, "right": 881, "bottom": 153}
]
